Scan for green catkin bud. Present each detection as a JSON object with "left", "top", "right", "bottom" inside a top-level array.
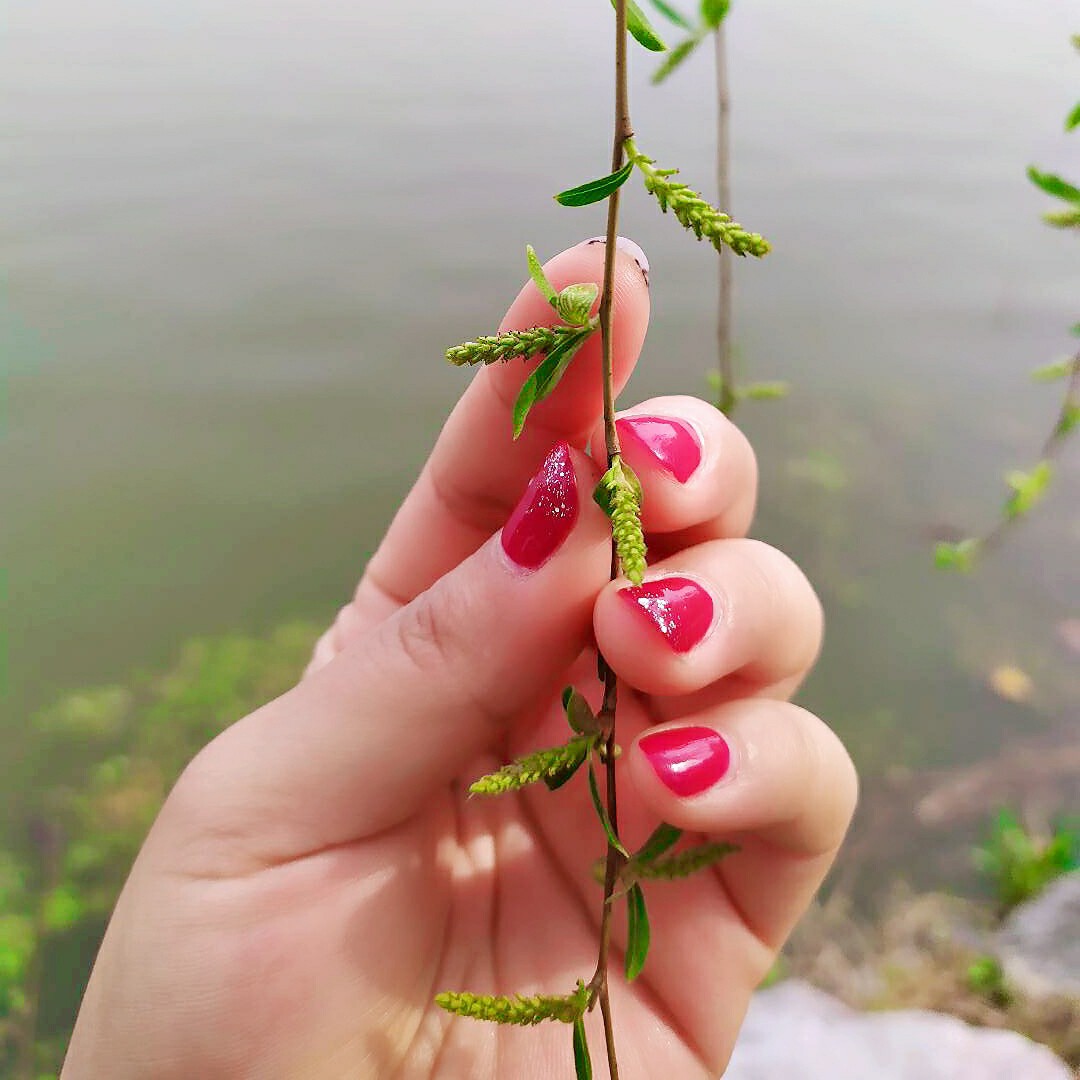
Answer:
[
  {"left": 594, "top": 458, "right": 647, "bottom": 585},
  {"left": 469, "top": 737, "right": 592, "bottom": 795},
  {"left": 436, "top": 981, "right": 590, "bottom": 1026},
  {"left": 635, "top": 842, "right": 740, "bottom": 880},
  {"left": 610, "top": 481, "right": 646, "bottom": 586},
  {"left": 554, "top": 282, "right": 600, "bottom": 327},
  {"left": 446, "top": 324, "right": 585, "bottom": 367},
  {"left": 626, "top": 140, "right": 770, "bottom": 258}
]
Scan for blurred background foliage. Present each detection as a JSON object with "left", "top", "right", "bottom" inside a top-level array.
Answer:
[
  {"left": 2, "top": 0, "right": 1078, "bottom": 1074},
  {"left": 0, "top": 625, "right": 317, "bottom": 1075}
]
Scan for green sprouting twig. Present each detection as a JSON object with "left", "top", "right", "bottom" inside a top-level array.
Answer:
[
  {"left": 937, "top": 44, "right": 1079, "bottom": 572},
  {"left": 936, "top": 352, "right": 1078, "bottom": 572},
  {"left": 437, "top": 1, "right": 762, "bottom": 1072}
]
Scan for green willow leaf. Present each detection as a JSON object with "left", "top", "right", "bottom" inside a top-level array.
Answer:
[
  {"left": 526, "top": 245, "right": 558, "bottom": 306},
  {"left": 651, "top": 35, "right": 703, "bottom": 85},
  {"left": 512, "top": 330, "right": 591, "bottom": 438},
  {"left": 588, "top": 764, "right": 629, "bottom": 857},
  {"left": 1056, "top": 402, "right": 1079, "bottom": 437},
  {"left": 647, "top": 0, "right": 694, "bottom": 30},
  {"left": 632, "top": 823, "right": 682, "bottom": 865},
  {"left": 1066, "top": 101, "right": 1080, "bottom": 132},
  {"left": 740, "top": 381, "right": 790, "bottom": 401},
  {"left": 555, "top": 160, "right": 635, "bottom": 207},
  {"left": 513, "top": 374, "right": 540, "bottom": 439},
  {"left": 934, "top": 538, "right": 980, "bottom": 573},
  {"left": 573, "top": 1017, "right": 593, "bottom": 1080},
  {"left": 1003, "top": 460, "right": 1053, "bottom": 520},
  {"left": 533, "top": 332, "right": 589, "bottom": 400},
  {"left": 543, "top": 740, "right": 593, "bottom": 791},
  {"left": 700, "top": 0, "right": 731, "bottom": 29},
  {"left": 564, "top": 688, "right": 601, "bottom": 737},
  {"left": 611, "top": 0, "right": 668, "bottom": 52},
  {"left": 1027, "top": 165, "right": 1080, "bottom": 204},
  {"left": 625, "top": 883, "right": 651, "bottom": 981},
  {"left": 1031, "top": 357, "right": 1077, "bottom": 382},
  {"left": 1043, "top": 207, "right": 1080, "bottom": 228}
]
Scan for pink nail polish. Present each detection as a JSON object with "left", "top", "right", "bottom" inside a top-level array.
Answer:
[
  {"left": 638, "top": 726, "right": 732, "bottom": 797},
  {"left": 501, "top": 442, "right": 579, "bottom": 570},
  {"left": 618, "top": 576, "right": 715, "bottom": 653},
  {"left": 616, "top": 416, "right": 701, "bottom": 483}
]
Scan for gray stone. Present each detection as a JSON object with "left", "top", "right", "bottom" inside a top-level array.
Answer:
[
  {"left": 725, "top": 980, "right": 1071, "bottom": 1080},
  {"left": 996, "top": 872, "right": 1080, "bottom": 999}
]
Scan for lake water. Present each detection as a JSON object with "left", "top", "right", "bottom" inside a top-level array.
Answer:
[{"left": 3, "top": 0, "right": 1078, "bottom": 881}]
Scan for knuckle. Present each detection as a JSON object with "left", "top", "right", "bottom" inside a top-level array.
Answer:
[{"left": 392, "top": 592, "right": 460, "bottom": 677}]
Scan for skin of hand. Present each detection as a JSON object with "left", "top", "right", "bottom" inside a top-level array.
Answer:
[{"left": 62, "top": 238, "right": 857, "bottom": 1080}]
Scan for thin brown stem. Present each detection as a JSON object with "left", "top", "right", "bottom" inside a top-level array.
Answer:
[
  {"left": 714, "top": 23, "right": 735, "bottom": 415},
  {"left": 590, "top": 1, "right": 632, "bottom": 1077},
  {"left": 955, "top": 351, "right": 1079, "bottom": 559}
]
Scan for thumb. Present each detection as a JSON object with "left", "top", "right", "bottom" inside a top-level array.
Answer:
[{"left": 168, "top": 442, "right": 610, "bottom": 859}]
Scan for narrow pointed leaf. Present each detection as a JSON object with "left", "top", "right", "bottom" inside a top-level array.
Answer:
[
  {"left": 555, "top": 160, "right": 635, "bottom": 207},
  {"left": 700, "top": 0, "right": 730, "bottom": 29},
  {"left": 632, "top": 823, "right": 683, "bottom": 864},
  {"left": 1031, "top": 357, "right": 1077, "bottom": 382},
  {"left": 1066, "top": 101, "right": 1080, "bottom": 132},
  {"left": 1027, "top": 166, "right": 1080, "bottom": 204},
  {"left": 625, "top": 883, "right": 651, "bottom": 980},
  {"left": 512, "top": 373, "right": 540, "bottom": 439},
  {"left": 564, "top": 688, "right": 601, "bottom": 736},
  {"left": 511, "top": 330, "right": 590, "bottom": 438},
  {"left": 543, "top": 739, "right": 592, "bottom": 790},
  {"left": 588, "top": 764, "right": 629, "bottom": 857},
  {"left": 534, "top": 332, "right": 589, "bottom": 400},
  {"left": 573, "top": 1017, "right": 593, "bottom": 1080},
  {"left": 611, "top": 0, "right": 667, "bottom": 52},
  {"left": 934, "top": 538, "right": 980, "bottom": 573},
  {"left": 647, "top": 0, "right": 693, "bottom": 29},
  {"left": 526, "top": 245, "right": 558, "bottom": 306},
  {"left": 651, "top": 35, "right": 703, "bottom": 84},
  {"left": 740, "top": 381, "right": 790, "bottom": 401},
  {"left": 1042, "top": 207, "right": 1080, "bottom": 228}
]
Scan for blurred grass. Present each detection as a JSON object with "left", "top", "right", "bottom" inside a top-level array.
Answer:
[{"left": 0, "top": 622, "right": 319, "bottom": 1078}]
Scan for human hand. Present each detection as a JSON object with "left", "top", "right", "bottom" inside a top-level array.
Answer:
[{"left": 63, "top": 239, "right": 856, "bottom": 1079}]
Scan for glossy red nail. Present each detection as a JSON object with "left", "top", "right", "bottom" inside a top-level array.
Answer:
[
  {"left": 618, "top": 576, "right": 715, "bottom": 653},
  {"left": 616, "top": 415, "right": 701, "bottom": 483},
  {"left": 638, "top": 726, "right": 732, "bottom": 797},
  {"left": 501, "top": 442, "right": 579, "bottom": 570}
]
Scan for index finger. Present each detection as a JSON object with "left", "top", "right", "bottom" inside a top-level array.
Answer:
[{"left": 359, "top": 237, "right": 651, "bottom": 612}]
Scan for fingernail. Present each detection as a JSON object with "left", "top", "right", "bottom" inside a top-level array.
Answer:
[
  {"left": 618, "top": 576, "right": 716, "bottom": 653},
  {"left": 501, "top": 442, "right": 579, "bottom": 571},
  {"left": 616, "top": 415, "right": 702, "bottom": 483},
  {"left": 584, "top": 235, "right": 649, "bottom": 283},
  {"left": 638, "top": 726, "right": 733, "bottom": 797}
]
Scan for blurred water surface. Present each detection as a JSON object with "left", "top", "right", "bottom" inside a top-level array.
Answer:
[{"left": 3, "top": 1, "right": 1078, "bottom": 849}]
